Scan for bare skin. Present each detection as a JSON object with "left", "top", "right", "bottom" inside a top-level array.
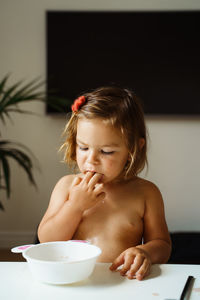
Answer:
[{"left": 38, "top": 118, "right": 171, "bottom": 280}]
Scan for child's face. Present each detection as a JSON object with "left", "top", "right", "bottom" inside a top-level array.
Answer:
[{"left": 76, "top": 118, "right": 129, "bottom": 183}]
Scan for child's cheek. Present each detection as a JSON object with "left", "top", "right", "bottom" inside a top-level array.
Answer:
[
  {"left": 76, "top": 150, "right": 85, "bottom": 167},
  {"left": 105, "top": 158, "right": 117, "bottom": 172}
]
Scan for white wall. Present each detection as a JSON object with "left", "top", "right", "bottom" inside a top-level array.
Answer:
[{"left": 0, "top": 0, "right": 200, "bottom": 247}]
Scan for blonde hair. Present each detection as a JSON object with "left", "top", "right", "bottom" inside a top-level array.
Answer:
[{"left": 61, "top": 86, "right": 147, "bottom": 179}]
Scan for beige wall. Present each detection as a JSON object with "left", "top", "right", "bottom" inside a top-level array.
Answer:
[{"left": 0, "top": 0, "right": 200, "bottom": 247}]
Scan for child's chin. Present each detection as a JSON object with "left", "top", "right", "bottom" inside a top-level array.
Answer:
[{"left": 101, "top": 176, "right": 113, "bottom": 184}]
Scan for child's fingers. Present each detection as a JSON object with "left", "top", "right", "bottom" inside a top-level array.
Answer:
[
  {"left": 126, "top": 254, "right": 144, "bottom": 279},
  {"left": 109, "top": 252, "right": 124, "bottom": 271},
  {"left": 94, "top": 183, "right": 104, "bottom": 194},
  {"left": 120, "top": 254, "right": 134, "bottom": 276},
  {"left": 88, "top": 173, "right": 103, "bottom": 188},
  {"left": 127, "top": 256, "right": 150, "bottom": 280},
  {"left": 71, "top": 176, "right": 82, "bottom": 186},
  {"left": 135, "top": 259, "right": 151, "bottom": 280},
  {"left": 82, "top": 171, "right": 94, "bottom": 184}
]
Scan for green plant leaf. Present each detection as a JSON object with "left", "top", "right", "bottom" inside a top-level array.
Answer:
[
  {"left": 0, "top": 74, "right": 69, "bottom": 210},
  {"left": 0, "top": 80, "right": 24, "bottom": 106},
  {"left": 0, "top": 140, "right": 39, "bottom": 206},
  {"left": 11, "top": 77, "right": 44, "bottom": 99},
  {"left": 0, "top": 75, "right": 68, "bottom": 124},
  {"left": 0, "top": 201, "right": 4, "bottom": 211},
  {"left": 0, "top": 75, "right": 45, "bottom": 123},
  {"left": 0, "top": 74, "right": 10, "bottom": 94},
  {"left": 0, "top": 155, "right": 10, "bottom": 197}
]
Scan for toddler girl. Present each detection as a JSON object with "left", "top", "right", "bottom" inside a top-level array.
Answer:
[{"left": 38, "top": 86, "right": 171, "bottom": 280}]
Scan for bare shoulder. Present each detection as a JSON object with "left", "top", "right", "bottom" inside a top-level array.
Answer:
[
  {"left": 43, "top": 174, "right": 77, "bottom": 214},
  {"left": 130, "top": 176, "right": 161, "bottom": 193},
  {"left": 130, "top": 177, "right": 163, "bottom": 205},
  {"left": 54, "top": 174, "right": 76, "bottom": 189}
]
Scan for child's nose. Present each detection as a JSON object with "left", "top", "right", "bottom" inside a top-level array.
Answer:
[{"left": 87, "top": 150, "right": 99, "bottom": 164}]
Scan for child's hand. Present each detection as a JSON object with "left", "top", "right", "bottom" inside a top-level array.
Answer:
[
  {"left": 110, "top": 247, "right": 152, "bottom": 280},
  {"left": 68, "top": 172, "right": 105, "bottom": 212}
]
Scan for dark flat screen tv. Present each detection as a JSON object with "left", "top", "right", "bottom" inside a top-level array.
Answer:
[{"left": 46, "top": 11, "right": 200, "bottom": 115}]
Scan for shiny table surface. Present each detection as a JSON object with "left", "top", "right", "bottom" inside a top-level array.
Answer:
[{"left": 0, "top": 262, "right": 200, "bottom": 300}]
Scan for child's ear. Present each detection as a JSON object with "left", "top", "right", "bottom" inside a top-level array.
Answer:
[{"left": 139, "top": 138, "right": 145, "bottom": 150}]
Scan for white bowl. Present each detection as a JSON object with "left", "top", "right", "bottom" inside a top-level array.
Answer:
[{"left": 15, "top": 241, "right": 101, "bottom": 284}]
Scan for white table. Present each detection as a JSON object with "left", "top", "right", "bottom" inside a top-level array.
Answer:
[{"left": 0, "top": 262, "right": 200, "bottom": 300}]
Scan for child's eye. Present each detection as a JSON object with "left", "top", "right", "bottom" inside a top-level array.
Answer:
[
  {"left": 79, "top": 146, "right": 88, "bottom": 151},
  {"left": 101, "top": 150, "right": 115, "bottom": 155}
]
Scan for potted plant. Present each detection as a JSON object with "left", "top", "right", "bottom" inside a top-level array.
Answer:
[{"left": 0, "top": 74, "right": 67, "bottom": 210}]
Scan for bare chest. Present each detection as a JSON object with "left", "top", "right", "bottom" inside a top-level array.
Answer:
[{"left": 73, "top": 188, "right": 145, "bottom": 260}]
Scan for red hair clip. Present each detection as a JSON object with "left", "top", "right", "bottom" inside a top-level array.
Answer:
[{"left": 71, "top": 96, "right": 86, "bottom": 113}]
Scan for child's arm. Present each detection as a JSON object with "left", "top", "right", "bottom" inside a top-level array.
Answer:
[
  {"left": 110, "top": 182, "right": 171, "bottom": 280},
  {"left": 38, "top": 172, "right": 105, "bottom": 243}
]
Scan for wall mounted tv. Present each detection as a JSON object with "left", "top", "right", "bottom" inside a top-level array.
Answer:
[{"left": 46, "top": 11, "right": 200, "bottom": 115}]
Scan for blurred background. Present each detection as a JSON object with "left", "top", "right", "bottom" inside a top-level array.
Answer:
[{"left": 0, "top": 0, "right": 200, "bottom": 256}]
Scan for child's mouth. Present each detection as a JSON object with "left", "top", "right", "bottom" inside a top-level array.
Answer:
[
  {"left": 84, "top": 170, "right": 104, "bottom": 181},
  {"left": 85, "top": 170, "right": 102, "bottom": 175}
]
